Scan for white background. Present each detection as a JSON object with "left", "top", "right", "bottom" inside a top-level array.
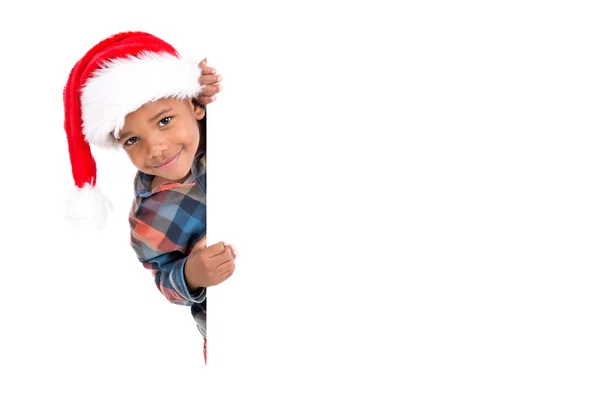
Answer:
[{"left": 1, "top": 1, "right": 600, "bottom": 399}]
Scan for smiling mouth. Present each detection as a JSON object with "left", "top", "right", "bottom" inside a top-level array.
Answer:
[{"left": 150, "top": 151, "right": 181, "bottom": 169}]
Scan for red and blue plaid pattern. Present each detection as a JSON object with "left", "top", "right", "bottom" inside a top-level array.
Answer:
[{"left": 129, "top": 152, "right": 207, "bottom": 341}]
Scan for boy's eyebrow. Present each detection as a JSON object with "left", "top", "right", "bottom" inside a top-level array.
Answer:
[
  {"left": 117, "top": 131, "right": 132, "bottom": 142},
  {"left": 149, "top": 108, "right": 173, "bottom": 123}
]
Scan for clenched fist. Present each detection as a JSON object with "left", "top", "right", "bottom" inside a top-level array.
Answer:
[{"left": 184, "top": 236, "right": 237, "bottom": 290}]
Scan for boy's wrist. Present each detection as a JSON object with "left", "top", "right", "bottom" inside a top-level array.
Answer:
[{"left": 184, "top": 257, "right": 201, "bottom": 291}]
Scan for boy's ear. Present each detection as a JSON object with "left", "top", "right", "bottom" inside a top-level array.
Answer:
[{"left": 189, "top": 98, "right": 206, "bottom": 121}]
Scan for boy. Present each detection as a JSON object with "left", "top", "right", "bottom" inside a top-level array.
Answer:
[{"left": 62, "top": 31, "right": 235, "bottom": 365}]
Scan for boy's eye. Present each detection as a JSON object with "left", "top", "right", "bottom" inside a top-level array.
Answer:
[
  {"left": 124, "top": 136, "right": 139, "bottom": 146},
  {"left": 158, "top": 116, "right": 172, "bottom": 127}
]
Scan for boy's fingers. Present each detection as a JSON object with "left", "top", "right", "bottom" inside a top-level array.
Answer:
[
  {"left": 219, "top": 270, "right": 234, "bottom": 281},
  {"left": 199, "top": 84, "right": 222, "bottom": 97},
  {"left": 216, "top": 258, "right": 235, "bottom": 272},
  {"left": 199, "top": 73, "right": 222, "bottom": 85},
  {"left": 213, "top": 246, "right": 235, "bottom": 267},
  {"left": 203, "top": 241, "right": 227, "bottom": 258},
  {"left": 218, "top": 262, "right": 235, "bottom": 277},
  {"left": 198, "top": 59, "right": 216, "bottom": 74},
  {"left": 229, "top": 243, "right": 237, "bottom": 258},
  {"left": 196, "top": 96, "right": 216, "bottom": 106},
  {"left": 203, "top": 241, "right": 235, "bottom": 258}
]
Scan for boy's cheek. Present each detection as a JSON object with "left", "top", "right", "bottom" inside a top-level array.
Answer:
[{"left": 127, "top": 151, "right": 147, "bottom": 171}]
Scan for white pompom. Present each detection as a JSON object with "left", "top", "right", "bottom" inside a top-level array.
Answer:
[{"left": 65, "top": 183, "right": 114, "bottom": 231}]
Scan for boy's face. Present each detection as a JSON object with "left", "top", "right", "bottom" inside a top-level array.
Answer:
[{"left": 118, "top": 97, "right": 205, "bottom": 182}]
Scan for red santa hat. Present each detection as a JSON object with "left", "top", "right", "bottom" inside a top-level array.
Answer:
[{"left": 63, "top": 31, "right": 203, "bottom": 229}]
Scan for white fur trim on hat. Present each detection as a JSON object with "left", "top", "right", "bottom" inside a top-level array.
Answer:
[{"left": 80, "top": 51, "right": 203, "bottom": 149}]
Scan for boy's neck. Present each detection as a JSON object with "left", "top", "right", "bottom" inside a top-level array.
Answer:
[{"left": 151, "top": 170, "right": 192, "bottom": 190}]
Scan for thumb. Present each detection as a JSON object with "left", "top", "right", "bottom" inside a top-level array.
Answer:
[{"left": 196, "top": 235, "right": 207, "bottom": 249}]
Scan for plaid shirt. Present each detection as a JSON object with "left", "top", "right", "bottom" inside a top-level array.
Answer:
[{"left": 129, "top": 151, "right": 207, "bottom": 338}]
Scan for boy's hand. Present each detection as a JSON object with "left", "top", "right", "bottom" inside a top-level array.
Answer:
[
  {"left": 197, "top": 59, "right": 223, "bottom": 106},
  {"left": 184, "top": 236, "right": 236, "bottom": 289}
]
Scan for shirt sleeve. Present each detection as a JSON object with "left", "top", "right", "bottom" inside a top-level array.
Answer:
[
  {"left": 129, "top": 189, "right": 207, "bottom": 306},
  {"left": 137, "top": 250, "right": 206, "bottom": 306}
]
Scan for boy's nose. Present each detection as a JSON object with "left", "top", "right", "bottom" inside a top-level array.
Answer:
[{"left": 147, "top": 140, "right": 168, "bottom": 158}]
